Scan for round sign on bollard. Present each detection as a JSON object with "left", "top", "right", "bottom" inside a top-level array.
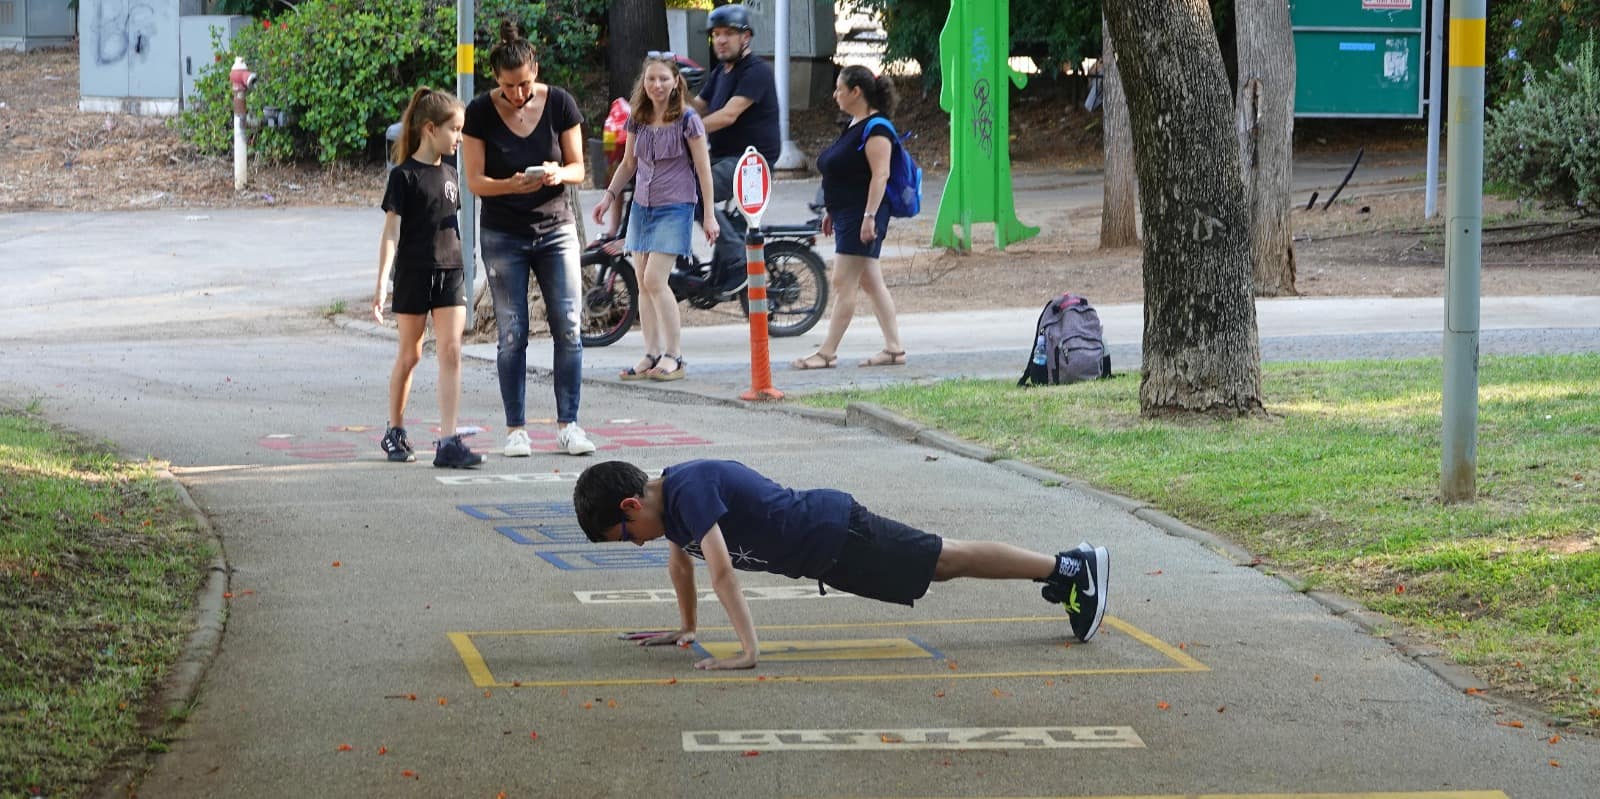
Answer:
[
  {"left": 732, "top": 146, "right": 771, "bottom": 228},
  {"left": 732, "top": 146, "right": 782, "bottom": 401}
]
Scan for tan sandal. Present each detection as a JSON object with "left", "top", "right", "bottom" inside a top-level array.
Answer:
[
  {"left": 620, "top": 354, "right": 659, "bottom": 381},
  {"left": 859, "top": 349, "right": 907, "bottom": 367},
  {"left": 648, "top": 354, "right": 686, "bottom": 382},
  {"left": 791, "top": 351, "right": 838, "bottom": 370}
]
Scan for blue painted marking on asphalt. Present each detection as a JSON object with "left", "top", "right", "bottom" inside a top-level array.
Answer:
[
  {"left": 494, "top": 526, "right": 536, "bottom": 545},
  {"left": 536, "top": 548, "right": 676, "bottom": 570},
  {"left": 495, "top": 523, "right": 589, "bottom": 545},
  {"left": 458, "top": 500, "right": 574, "bottom": 521},
  {"left": 906, "top": 635, "right": 948, "bottom": 661}
]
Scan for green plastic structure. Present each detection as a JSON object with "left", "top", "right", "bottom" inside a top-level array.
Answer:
[{"left": 933, "top": 0, "right": 1039, "bottom": 251}]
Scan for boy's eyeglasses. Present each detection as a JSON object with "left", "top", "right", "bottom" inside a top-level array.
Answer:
[{"left": 647, "top": 50, "right": 677, "bottom": 61}]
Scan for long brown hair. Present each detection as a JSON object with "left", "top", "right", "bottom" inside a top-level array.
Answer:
[
  {"left": 391, "top": 87, "right": 463, "bottom": 164},
  {"left": 628, "top": 55, "right": 690, "bottom": 125}
]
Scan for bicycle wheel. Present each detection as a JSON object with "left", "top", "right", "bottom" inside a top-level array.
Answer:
[
  {"left": 742, "top": 241, "right": 829, "bottom": 338},
  {"left": 580, "top": 254, "right": 638, "bottom": 348}
]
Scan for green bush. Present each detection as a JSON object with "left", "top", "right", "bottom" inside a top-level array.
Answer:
[
  {"left": 174, "top": 0, "right": 607, "bottom": 164},
  {"left": 1485, "top": 38, "right": 1599, "bottom": 215},
  {"left": 1489, "top": 1, "right": 1600, "bottom": 102}
]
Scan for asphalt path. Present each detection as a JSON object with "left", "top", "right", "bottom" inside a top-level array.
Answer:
[{"left": 3, "top": 164, "right": 1598, "bottom": 798}]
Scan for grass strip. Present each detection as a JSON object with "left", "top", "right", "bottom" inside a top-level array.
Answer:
[
  {"left": 801, "top": 354, "right": 1600, "bottom": 723},
  {"left": 1, "top": 405, "right": 213, "bottom": 798}
]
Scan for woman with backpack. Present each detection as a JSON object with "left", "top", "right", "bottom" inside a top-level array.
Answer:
[{"left": 792, "top": 65, "right": 907, "bottom": 370}]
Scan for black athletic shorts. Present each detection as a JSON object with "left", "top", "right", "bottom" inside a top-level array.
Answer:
[
  {"left": 391, "top": 266, "right": 467, "bottom": 315},
  {"left": 816, "top": 501, "right": 943, "bottom": 607}
]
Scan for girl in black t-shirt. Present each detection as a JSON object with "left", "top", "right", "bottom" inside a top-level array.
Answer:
[
  {"left": 793, "top": 65, "right": 908, "bottom": 371},
  {"left": 461, "top": 21, "right": 595, "bottom": 458},
  {"left": 375, "top": 87, "right": 483, "bottom": 469}
]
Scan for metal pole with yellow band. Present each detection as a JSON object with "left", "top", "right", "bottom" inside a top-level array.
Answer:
[
  {"left": 1441, "top": 0, "right": 1485, "bottom": 503},
  {"left": 457, "top": 0, "right": 478, "bottom": 327}
]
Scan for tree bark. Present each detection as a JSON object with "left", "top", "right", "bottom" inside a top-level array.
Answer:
[
  {"left": 1102, "top": 0, "right": 1263, "bottom": 418},
  {"left": 606, "top": 0, "right": 671, "bottom": 102},
  {"left": 1099, "top": 19, "right": 1139, "bottom": 249},
  {"left": 1234, "top": 0, "right": 1297, "bottom": 296}
]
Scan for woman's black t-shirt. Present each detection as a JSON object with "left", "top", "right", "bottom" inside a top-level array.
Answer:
[
  {"left": 816, "top": 113, "right": 895, "bottom": 213},
  {"left": 462, "top": 85, "right": 584, "bottom": 236},
  {"left": 380, "top": 159, "right": 463, "bottom": 271}
]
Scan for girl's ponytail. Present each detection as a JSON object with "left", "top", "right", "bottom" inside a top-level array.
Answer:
[{"left": 392, "top": 87, "right": 464, "bottom": 165}]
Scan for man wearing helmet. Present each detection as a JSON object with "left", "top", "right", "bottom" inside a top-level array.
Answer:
[
  {"left": 690, "top": 2, "right": 781, "bottom": 198},
  {"left": 687, "top": 3, "right": 782, "bottom": 279}
]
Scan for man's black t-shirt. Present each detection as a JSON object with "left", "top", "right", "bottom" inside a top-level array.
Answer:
[
  {"left": 462, "top": 86, "right": 583, "bottom": 236},
  {"left": 380, "top": 159, "right": 463, "bottom": 270},
  {"left": 697, "top": 53, "right": 780, "bottom": 163},
  {"left": 816, "top": 113, "right": 895, "bottom": 213}
]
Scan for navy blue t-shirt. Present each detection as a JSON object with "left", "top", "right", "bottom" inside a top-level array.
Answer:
[
  {"left": 817, "top": 113, "right": 895, "bottom": 213},
  {"left": 660, "top": 460, "right": 850, "bottom": 580},
  {"left": 697, "top": 54, "right": 780, "bottom": 163}
]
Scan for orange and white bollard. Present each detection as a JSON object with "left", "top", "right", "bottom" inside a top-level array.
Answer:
[{"left": 740, "top": 228, "right": 784, "bottom": 401}]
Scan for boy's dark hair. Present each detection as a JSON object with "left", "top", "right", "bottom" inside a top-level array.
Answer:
[{"left": 573, "top": 461, "right": 648, "bottom": 542}]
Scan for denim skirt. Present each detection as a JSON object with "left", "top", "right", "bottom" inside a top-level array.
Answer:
[{"left": 625, "top": 201, "right": 695, "bottom": 257}]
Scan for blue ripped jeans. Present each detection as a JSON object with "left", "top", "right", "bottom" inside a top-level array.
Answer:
[{"left": 480, "top": 224, "right": 583, "bottom": 427}]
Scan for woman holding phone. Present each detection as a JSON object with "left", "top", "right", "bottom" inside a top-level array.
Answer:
[{"left": 461, "top": 19, "right": 596, "bottom": 457}]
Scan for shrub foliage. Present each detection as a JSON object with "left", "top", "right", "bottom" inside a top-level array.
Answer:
[
  {"left": 1485, "top": 37, "right": 1599, "bottom": 214},
  {"left": 175, "top": 0, "right": 607, "bottom": 163}
]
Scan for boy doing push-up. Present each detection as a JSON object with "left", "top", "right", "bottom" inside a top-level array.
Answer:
[{"left": 573, "top": 459, "right": 1110, "bottom": 670}]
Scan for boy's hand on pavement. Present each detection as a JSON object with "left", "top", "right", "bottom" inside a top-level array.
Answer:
[
  {"left": 693, "top": 652, "right": 757, "bottom": 670},
  {"left": 640, "top": 629, "right": 696, "bottom": 647}
]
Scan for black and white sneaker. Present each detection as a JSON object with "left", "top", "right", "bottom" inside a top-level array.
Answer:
[
  {"left": 433, "top": 434, "right": 485, "bottom": 469},
  {"left": 1040, "top": 544, "right": 1109, "bottom": 642},
  {"left": 381, "top": 426, "right": 415, "bottom": 463}
]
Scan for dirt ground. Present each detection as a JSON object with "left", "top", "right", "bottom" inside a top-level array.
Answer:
[{"left": 4, "top": 47, "right": 1596, "bottom": 314}]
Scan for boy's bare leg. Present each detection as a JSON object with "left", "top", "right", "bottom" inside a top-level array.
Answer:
[{"left": 933, "top": 539, "right": 1055, "bottom": 581}]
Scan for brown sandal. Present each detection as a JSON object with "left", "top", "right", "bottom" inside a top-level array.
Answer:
[
  {"left": 859, "top": 349, "right": 907, "bottom": 367},
  {"left": 791, "top": 351, "right": 838, "bottom": 370}
]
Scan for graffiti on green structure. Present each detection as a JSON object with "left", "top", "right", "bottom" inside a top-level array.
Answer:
[{"left": 934, "top": 0, "right": 1040, "bottom": 252}]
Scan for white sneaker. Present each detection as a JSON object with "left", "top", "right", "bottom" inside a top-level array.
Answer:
[
  {"left": 503, "top": 429, "right": 533, "bottom": 457},
  {"left": 557, "top": 423, "right": 597, "bottom": 456}
]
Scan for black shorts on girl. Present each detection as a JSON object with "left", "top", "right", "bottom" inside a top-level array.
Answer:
[
  {"left": 816, "top": 501, "right": 942, "bottom": 606},
  {"left": 831, "top": 204, "right": 893, "bottom": 258},
  {"left": 391, "top": 267, "right": 467, "bottom": 315}
]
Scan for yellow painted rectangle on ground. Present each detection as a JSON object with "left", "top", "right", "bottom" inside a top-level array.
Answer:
[
  {"left": 696, "top": 638, "right": 934, "bottom": 661},
  {"left": 448, "top": 615, "right": 1208, "bottom": 688}
]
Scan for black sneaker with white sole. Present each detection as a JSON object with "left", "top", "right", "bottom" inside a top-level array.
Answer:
[
  {"left": 381, "top": 426, "right": 415, "bottom": 463},
  {"left": 433, "top": 434, "right": 485, "bottom": 469},
  {"left": 1039, "top": 544, "right": 1109, "bottom": 642}
]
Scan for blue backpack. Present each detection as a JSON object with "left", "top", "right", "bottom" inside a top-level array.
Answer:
[{"left": 858, "top": 117, "right": 923, "bottom": 218}]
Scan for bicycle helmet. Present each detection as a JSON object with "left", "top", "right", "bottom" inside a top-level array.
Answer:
[{"left": 706, "top": 4, "right": 754, "bottom": 34}]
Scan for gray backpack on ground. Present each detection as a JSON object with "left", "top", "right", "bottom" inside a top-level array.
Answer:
[{"left": 1018, "top": 292, "right": 1112, "bottom": 386}]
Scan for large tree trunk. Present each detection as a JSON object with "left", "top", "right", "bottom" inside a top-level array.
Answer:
[
  {"left": 606, "top": 0, "right": 671, "bottom": 102},
  {"left": 1102, "top": 0, "right": 1263, "bottom": 419},
  {"left": 1235, "top": 0, "right": 1297, "bottom": 296},
  {"left": 1099, "top": 19, "right": 1139, "bottom": 249}
]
